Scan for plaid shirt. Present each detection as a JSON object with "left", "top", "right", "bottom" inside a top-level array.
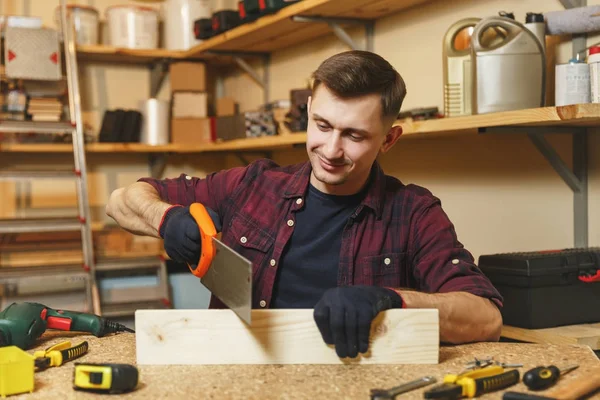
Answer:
[{"left": 139, "top": 159, "right": 503, "bottom": 309}]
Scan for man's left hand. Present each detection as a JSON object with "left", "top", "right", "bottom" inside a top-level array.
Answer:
[{"left": 313, "top": 285, "right": 403, "bottom": 358}]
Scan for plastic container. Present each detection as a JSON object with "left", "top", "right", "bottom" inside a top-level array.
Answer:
[
  {"left": 54, "top": 4, "right": 99, "bottom": 45},
  {"left": 442, "top": 17, "right": 480, "bottom": 117},
  {"left": 589, "top": 46, "right": 600, "bottom": 104},
  {"left": 479, "top": 248, "right": 600, "bottom": 329},
  {"left": 163, "top": 0, "right": 211, "bottom": 50},
  {"left": 0, "top": 346, "right": 35, "bottom": 397},
  {"left": 106, "top": 5, "right": 159, "bottom": 49},
  {"left": 471, "top": 16, "right": 545, "bottom": 114}
]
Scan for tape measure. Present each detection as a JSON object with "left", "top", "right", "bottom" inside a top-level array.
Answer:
[{"left": 73, "top": 363, "right": 138, "bottom": 394}]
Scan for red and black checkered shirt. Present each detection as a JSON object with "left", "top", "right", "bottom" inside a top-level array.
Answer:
[{"left": 139, "top": 159, "right": 503, "bottom": 309}]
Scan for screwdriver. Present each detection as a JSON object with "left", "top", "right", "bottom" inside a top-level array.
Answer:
[{"left": 523, "top": 364, "right": 579, "bottom": 391}]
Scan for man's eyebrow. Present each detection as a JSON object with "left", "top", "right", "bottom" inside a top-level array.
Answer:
[{"left": 312, "top": 113, "right": 370, "bottom": 135}]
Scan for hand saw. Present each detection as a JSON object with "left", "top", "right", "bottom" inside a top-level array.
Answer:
[{"left": 188, "top": 203, "right": 252, "bottom": 325}]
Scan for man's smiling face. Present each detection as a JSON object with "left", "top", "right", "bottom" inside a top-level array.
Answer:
[{"left": 306, "top": 84, "right": 392, "bottom": 196}]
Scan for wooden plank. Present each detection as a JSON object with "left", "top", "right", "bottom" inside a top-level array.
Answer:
[
  {"left": 332, "top": 0, "right": 432, "bottom": 19},
  {"left": 76, "top": 45, "right": 212, "bottom": 65},
  {"left": 135, "top": 309, "right": 439, "bottom": 365},
  {"left": 397, "top": 104, "right": 600, "bottom": 137},
  {"left": 184, "top": 0, "right": 435, "bottom": 56},
  {"left": 501, "top": 323, "right": 600, "bottom": 350}
]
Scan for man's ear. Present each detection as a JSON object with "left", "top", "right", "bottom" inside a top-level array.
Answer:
[
  {"left": 307, "top": 96, "right": 312, "bottom": 113},
  {"left": 380, "top": 125, "right": 403, "bottom": 153}
]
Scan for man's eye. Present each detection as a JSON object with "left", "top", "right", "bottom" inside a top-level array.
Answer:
[
  {"left": 317, "top": 124, "right": 329, "bottom": 131},
  {"left": 349, "top": 134, "right": 363, "bottom": 141}
]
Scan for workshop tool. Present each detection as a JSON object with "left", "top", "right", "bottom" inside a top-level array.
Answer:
[
  {"left": 425, "top": 365, "right": 520, "bottom": 399},
  {"left": 34, "top": 340, "right": 89, "bottom": 371},
  {"left": 523, "top": 364, "right": 578, "bottom": 391},
  {"left": 0, "top": 346, "right": 34, "bottom": 397},
  {"left": 0, "top": 302, "right": 134, "bottom": 350},
  {"left": 73, "top": 363, "right": 139, "bottom": 394},
  {"left": 462, "top": 356, "right": 522, "bottom": 374},
  {"left": 503, "top": 392, "right": 556, "bottom": 400},
  {"left": 188, "top": 203, "right": 252, "bottom": 325},
  {"left": 545, "top": 366, "right": 600, "bottom": 400},
  {"left": 370, "top": 376, "right": 437, "bottom": 399}
]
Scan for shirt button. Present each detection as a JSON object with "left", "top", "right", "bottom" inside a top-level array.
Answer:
[
  {"left": 259, "top": 300, "right": 266, "bottom": 308},
  {"left": 240, "top": 236, "right": 247, "bottom": 244},
  {"left": 270, "top": 259, "right": 276, "bottom": 267},
  {"left": 452, "top": 259, "right": 459, "bottom": 265},
  {"left": 287, "top": 219, "right": 294, "bottom": 227},
  {"left": 296, "top": 198, "right": 303, "bottom": 205},
  {"left": 384, "top": 257, "right": 391, "bottom": 265},
  {"left": 185, "top": 175, "right": 192, "bottom": 180}
]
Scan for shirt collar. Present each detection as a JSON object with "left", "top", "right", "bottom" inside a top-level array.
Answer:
[{"left": 283, "top": 161, "right": 386, "bottom": 219}]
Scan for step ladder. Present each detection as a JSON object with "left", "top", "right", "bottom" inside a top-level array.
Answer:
[{"left": 0, "top": 1, "right": 99, "bottom": 314}]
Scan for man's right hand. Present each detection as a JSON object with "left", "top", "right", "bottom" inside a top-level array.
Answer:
[{"left": 159, "top": 206, "right": 201, "bottom": 264}]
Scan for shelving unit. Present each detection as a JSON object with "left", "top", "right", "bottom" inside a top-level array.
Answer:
[{"left": 2, "top": 104, "right": 599, "bottom": 153}]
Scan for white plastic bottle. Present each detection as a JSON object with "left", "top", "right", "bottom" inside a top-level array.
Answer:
[
  {"left": 525, "top": 12, "right": 546, "bottom": 53},
  {"left": 589, "top": 46, "right": 600, "bottom": 103}
]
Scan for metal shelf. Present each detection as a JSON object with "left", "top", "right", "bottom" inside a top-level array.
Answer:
[
  {"left": 0, "top": 120, "right": 74, "bottom": 134},
  {"left": 0, "top": 170, "right": 76, "bottom": 180},
  {"left": 96, "top": 257, "right": 164, "bottom": 272},
  {"left": 0, "top": 217, "right": 82, "bottom": 234},
  {"left": 101, "top": 300, "right": 170, "bottom": 318}
]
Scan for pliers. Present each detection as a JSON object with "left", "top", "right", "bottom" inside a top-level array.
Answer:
[
  {"left": 425, "top": 365, "right": 520, "bottom": 399},
  {"left": 33, "top": 340, "right": 89, "bottom": 371}
]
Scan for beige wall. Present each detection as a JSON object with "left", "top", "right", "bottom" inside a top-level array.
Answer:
[{"left": 5, "top": 0, "right": 600, "bottom": 260}]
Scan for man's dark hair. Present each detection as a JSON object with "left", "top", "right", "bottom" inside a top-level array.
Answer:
[{"left": 311, "top": 50, "right": 407, "bottom": 121}]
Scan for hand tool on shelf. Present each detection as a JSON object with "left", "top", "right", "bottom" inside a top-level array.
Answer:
[
  {"left": 0, "top": 302, "right": 134, "bottom": 350},
  {"left": 370, "top": 376, "right": 437, "bottom": 399},
  {"left": 188, "top": 202, "right": 252, "bottom": 325},
  {"left": 425, "top": 365, "right": 520, "bottom": 399},
  {"left": 33, "top": 340, "right": 89, "bottom": 371},
  {"left": 73, "top": 363, "right": 139, "bottom": 394},
  {"left": 523, "top": 364, "right": 578, "bottom": 391}
]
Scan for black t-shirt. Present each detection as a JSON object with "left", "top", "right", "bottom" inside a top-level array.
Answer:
[{"left": 271, "top": 183, "right": 365, "bottom": 308}]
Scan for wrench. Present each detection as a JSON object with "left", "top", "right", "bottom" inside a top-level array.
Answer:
[{"left": 370, "top": 376, "right": 437, "bottom": 400}]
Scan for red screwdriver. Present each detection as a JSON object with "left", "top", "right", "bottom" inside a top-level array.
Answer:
[{"left": 523, "top": 364, "right": 579, "bottom": 391}]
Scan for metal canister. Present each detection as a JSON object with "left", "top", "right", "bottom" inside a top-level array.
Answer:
[
  {"left": 555, "top": 59, "right": 590, "bottom": 106},
  {"left": 588, "top": 46, "right": 600, "bottom": 104}
]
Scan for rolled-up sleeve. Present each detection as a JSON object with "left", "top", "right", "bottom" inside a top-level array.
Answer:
[{"left": 409, "top": 200, "right": 503, "bottom": 308}]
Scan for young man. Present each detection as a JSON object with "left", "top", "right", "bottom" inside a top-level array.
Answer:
[{"left": 106, "top": 50, "right": 503, "bottom": 359}]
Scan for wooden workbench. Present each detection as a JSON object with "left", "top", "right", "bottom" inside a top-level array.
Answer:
[{"left": 11, "top": 331, "right": 600, "bottom": 399}]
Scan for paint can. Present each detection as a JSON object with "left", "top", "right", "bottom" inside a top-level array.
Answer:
[
  {"left": 163, "top": 0, "right": 212, "bottom": 50},
  {"left": 106, "top": 5, "right": 159, "bottom": 49},
  {"left": 588, "top": 46, "right": 600, "bottom": 104},
  {"left": 54, "top": 5, "right": 99, "bottom": 45},
  {"left": 555, "top": 59, "right": 590, "bottom": 106}
]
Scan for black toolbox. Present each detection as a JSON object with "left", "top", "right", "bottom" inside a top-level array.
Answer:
[{"left": 478, "top": 248, "right": 600, "bottom": 329}]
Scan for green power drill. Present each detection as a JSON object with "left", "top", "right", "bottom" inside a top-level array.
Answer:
[{"left": 0, "top": 302, "right": 134, "bottom": 350}]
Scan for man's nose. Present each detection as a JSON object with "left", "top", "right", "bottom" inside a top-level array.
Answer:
[{"left": 322, "top": 132, "right": 343, "bottom": 159}]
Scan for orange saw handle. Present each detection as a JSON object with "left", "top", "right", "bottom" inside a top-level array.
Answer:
[{"left": 188, "top": 203, "right": 217, "bottom": 278}]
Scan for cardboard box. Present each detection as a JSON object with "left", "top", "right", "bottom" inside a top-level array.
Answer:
[
  {"left": 216, "top": 97, "right": 238, "bottom": 116},
  {"left": 171, "top": 118, "right": 214, "bottom": 145},
  {"left": 172, "top": 92, "right": 209, "bottom": 118},
  {"left": 215, "top": 114, "right": 245, "bottom": 141},
  {"left": 170, "top": 62, "right": 207, "bottom": 92}
]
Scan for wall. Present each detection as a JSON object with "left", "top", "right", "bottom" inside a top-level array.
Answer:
[
  {"left": 3, "top": 0, "right": 600, "bottom": 262},
  {"left": 222, "top": 0, "right": 600, "bottom": 259}
]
